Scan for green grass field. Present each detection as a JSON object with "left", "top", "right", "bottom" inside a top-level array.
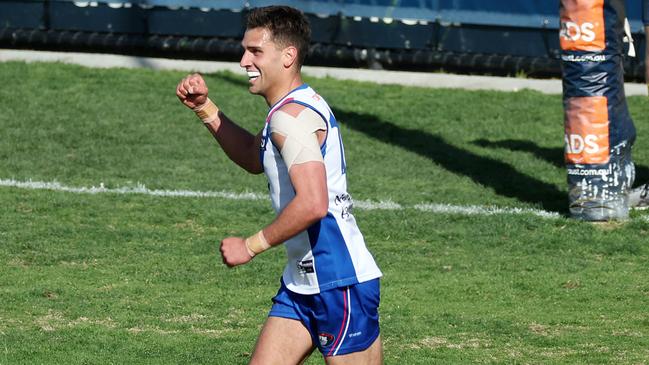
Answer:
[{"left": 2, "top": 61, "right": 649, "bottom": 364}]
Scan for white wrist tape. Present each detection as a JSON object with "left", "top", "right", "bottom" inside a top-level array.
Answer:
[
  {"left": 193, "top": 98, "right": 220, "bottom": 125},
  {"left": 245, "top": 230, "right": 271, "bottom": 257}
]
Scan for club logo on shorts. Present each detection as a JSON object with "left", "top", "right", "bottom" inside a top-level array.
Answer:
[{"left": 319, "top": 333, "right": 335, "bottom": 347}]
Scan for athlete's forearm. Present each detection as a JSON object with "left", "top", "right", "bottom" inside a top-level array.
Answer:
[
  {"left": 203, "top": 112, "right": 263, "bottom": 174},
  {"left": 245, "top": 162, "right": 329, "bottom": 257},
  {"left": 259, "top": 162, "right": 329, "bottom": 249}
]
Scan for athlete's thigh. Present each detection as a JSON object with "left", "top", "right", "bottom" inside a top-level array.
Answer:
[
  {"left": 325, "top": 335, "right": 383, "bottom": 365},
  {"left": 249, "top": 316, "right": 315, "bottom": 365}
]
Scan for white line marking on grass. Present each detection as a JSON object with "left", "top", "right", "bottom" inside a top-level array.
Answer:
[
  {"left": 1, "top": 178, "right": 559, "bottom": 218},
  {"left": 354, "top": 200, "right": 403, "bottom": 210},
  {"left": 0, "top": 178, "right": 265, "bottom": 201},
  {"left": 414, "top": 203, "right": 560, "bottom": 219}
]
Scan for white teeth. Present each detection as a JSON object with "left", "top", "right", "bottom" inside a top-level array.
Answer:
[{"left": 247, "top": 71, "right": 260, "bottom": 79}]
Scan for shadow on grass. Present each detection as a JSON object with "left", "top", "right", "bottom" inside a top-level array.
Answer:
[
  {"left": 473, "top": 139, "right": 564, "bottom": 168},
  {"left": 333, "top": 109, "right": 568, "bottom": 214},
  {"left": 473, "top": 138, "right": 649, "bottom": 187}
]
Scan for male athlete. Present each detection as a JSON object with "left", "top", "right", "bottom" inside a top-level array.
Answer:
[{"left": 175, "top": 6, "right": 383, "bottom": 365}]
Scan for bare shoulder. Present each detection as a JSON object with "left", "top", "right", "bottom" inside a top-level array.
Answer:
[{"left": 277, "top": 102, "right": 307, "bottom": 118}]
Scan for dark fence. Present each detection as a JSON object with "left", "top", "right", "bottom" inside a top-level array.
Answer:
[{"left": 0, "top": 0, "right": 645, "bottom": 78}]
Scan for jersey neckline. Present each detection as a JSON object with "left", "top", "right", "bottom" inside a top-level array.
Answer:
[{"left": 269, "top": 83, "right": 310, "bottom": 111}]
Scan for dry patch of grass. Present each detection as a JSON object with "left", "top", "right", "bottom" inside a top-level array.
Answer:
[
  {"left": 174, "top": 219, "right": 206, "bottom": 235},
  {"left": 127, "top": 325, "right": 232, "bottom": 338},
  {"left": 35, "top": 310, "right": 116, "bottom": 332},
  {"left": 163, "top": 313, "right": 208, "bottom": 323},
  {"left": 6, "top": 258, "right": 29, "bottom": 268},
  {"left": 407, "top": 334, "right": 489, "bottom": 350}
]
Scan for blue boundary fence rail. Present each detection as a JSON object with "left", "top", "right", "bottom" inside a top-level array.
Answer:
[{"left": 0, "top": 0, "right": 645, "bottom": 78}]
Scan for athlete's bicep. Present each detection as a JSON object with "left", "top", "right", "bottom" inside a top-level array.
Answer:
[{"left": 288, "top": 161, "right": 328, "bottom": 213}]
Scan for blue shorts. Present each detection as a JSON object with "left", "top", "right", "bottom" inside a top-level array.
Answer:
[{"left": 268, "top": 279, "right": 381, "bottom": 357}]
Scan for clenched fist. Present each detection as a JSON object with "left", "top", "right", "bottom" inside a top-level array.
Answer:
[
  {"left": 176, "top": 73, "right": 209, "bottom": 109},
  {"left": 220, "top": 237, "right": 254, "bottom": 267}
]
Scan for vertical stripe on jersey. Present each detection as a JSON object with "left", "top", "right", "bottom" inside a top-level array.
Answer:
[
  {"left": 331, "top": 114, "right": 347, "bottom": 174},
  {"left": 307, "top": 213, "right": 358, "bottom": 291}
]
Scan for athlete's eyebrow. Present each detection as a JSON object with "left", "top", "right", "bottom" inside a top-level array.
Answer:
[{"left": 241, "top": 41, "right": 263, "bottom": 50}]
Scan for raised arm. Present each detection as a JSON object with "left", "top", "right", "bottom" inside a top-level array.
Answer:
[{"left": 176, "top": 73, "right": 263, "bottom": 174}]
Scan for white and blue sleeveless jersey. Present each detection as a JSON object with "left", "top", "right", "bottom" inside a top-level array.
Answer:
[{"left": 260, "top": 84, "right": 382, "bottom": 295}]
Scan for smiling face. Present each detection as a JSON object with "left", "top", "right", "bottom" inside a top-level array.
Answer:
[{"left": 240, "top": 27, "right": 300, "bottom": 106}]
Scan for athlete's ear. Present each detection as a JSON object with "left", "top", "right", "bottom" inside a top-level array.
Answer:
[{"left": 283, "top": 46, "right": 298, "bottom": 69}]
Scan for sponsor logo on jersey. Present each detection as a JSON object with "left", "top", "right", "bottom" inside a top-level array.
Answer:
[
  {"left": 260, "top": 124, "right": 269, "bottom": 151},
  {"left": 564, "top": 96, "right": 609, "bottom": 164},
  {"left": 260, "top": 136, "right": 267, "bottom": 151},
  {"left": 319, "top": 333, "right": 335, "bottom": 347},
  {"left": 335, "top": 193, "right": 354, "bottom": 219},
  {"left": 297, "top": 259, "right": 315, "bottom": 274},
  {"left": 560, "top": 0, "right": 605, "bottom": 51}
]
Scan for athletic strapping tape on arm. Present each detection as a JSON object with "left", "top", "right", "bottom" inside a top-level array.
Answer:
[{"left": 270, "top": 107, "right": 326, "bottom": 170}]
